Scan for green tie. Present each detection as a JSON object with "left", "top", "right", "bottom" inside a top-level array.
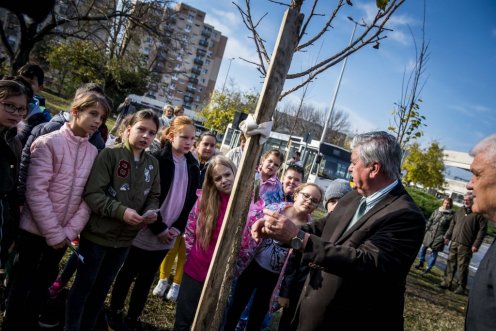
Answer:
[{"left": 346, "top": 198, "right": 367, "bottom": 232}]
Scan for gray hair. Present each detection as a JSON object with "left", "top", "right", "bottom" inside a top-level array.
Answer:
[
  {"left": 351, "top": 131, "right": 402, "bottom": 180},
  {"left": 470, "top": 134, "right": 496, "bottom": 168}
]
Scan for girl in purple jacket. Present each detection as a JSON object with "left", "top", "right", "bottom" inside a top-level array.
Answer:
[
  {"left": 3, "top": 90, "right": 111, "bottom": 331},
  {"left": 173, "top": 155, "right": 237, "bottom": 331}
]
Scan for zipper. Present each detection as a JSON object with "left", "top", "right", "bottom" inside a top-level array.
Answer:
[{"left": 61, "top": 140, "right": 81, "bottom": 226}]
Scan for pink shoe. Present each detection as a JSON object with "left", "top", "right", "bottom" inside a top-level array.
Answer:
[{"left": 48, "top": 280, "right": 65, "bottom": 299}]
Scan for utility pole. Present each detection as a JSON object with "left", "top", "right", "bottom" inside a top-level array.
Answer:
[
  {"left": 221, "top": 57, "right": 235, "bottom": 93},
  {"left": 319, "top": 20, "right": 357, "bottom": 144}
]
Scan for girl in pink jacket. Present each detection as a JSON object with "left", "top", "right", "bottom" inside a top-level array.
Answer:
[
  {"left": 3, "top": 90, "right": 111, "bottom": 331},
  {"left": 172, "top": 155, "right": 237, "bottom": 331}
]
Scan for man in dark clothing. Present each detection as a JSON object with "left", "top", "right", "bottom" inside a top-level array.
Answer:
[
  {"left": 440, "top": 192, "right": 487, "bottom": 294},
  {"left": 464, "top": 134, "right": 496, "bottom": 331},
  {"left": 110, "top": 97, "right": 136, "bottom": 135},
  {"left": 254, "top": 131, "right": 425, "bottom": 331}
]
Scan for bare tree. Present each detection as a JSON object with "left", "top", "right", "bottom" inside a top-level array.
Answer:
[
  {"left": 234, "top": 0, "right": 406, "bottom": 100},
  {"left": 274, "top": 101, "right": 351, "bottom": 146},
  {"left": 388, "top": 2, "right": 429, "bottom": 149},
  {"left": 0, "top": 0, "right": 174, "bottom": 73}
]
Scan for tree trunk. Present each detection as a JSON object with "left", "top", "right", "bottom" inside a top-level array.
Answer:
[{"left": 191, "top": 8, "right": 303, "bottom": 331}]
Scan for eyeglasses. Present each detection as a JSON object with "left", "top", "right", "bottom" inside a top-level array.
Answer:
[
  {"left": 298, "top": 191, "right": 320, "bottom": 205},
  {"left": 0, "top": 101, "right": 27, "bottom": 116}
]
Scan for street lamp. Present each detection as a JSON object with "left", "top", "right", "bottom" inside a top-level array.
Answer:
[{"left": 221, "top": 57, "right": 235, "bottom": 93}]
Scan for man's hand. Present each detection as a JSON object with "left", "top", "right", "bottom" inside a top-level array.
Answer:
[
  {"left": 123, "top": 208, "right": 144, "bottom": 225},
  {"left": 472, "top": 245, "right": 478, "bottom": 253},
  {"left": 253, "top": 209, "right": 299, "bottom": 244},
  {"left": 444, "top": 238, "right": 450, "bottom": 245}
]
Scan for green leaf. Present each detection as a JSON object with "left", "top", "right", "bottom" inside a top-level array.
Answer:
[{"left": 376, "top": 0, "right": 389, "bottom": 10}]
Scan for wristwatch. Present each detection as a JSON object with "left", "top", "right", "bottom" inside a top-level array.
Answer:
[{"left": 290, "top": 229, "right": 306, "bottom": 250}]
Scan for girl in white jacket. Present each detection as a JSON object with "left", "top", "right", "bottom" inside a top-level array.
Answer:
[{"left": 3, "top": 90, "right": 111, "bottom": 331}]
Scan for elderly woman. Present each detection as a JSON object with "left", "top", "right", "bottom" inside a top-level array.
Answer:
[{"left": 415, "top": 197, "right": 454, "bottom": 273}]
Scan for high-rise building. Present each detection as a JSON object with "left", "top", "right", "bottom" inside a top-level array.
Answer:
[{"left": 141, "top": 2, "right": 227, "bottom": 111}]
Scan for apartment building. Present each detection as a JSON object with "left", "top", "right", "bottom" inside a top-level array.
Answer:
[{"left": 142, "top": 2, "right": 227, "bottom": 110}]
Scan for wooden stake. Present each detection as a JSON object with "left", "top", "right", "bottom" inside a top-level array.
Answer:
[{"left": 191, "top": 8, "right": 303, "bottom": 331}]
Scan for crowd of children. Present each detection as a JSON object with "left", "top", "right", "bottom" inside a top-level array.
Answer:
[{"left": 0, "top": 65, "right": 354, "bottom": 331}]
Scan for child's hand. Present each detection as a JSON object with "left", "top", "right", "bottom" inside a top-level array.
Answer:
[
  {"left": 157, "top": 229, "right": 175, "bottom": 244},
  {"left": 123, "top": 208, "right": 144, "bottom": 225},
  {"left": 51, "top": 239, "right": 67, "bottom": 250},
  {"left": 278, "top": 297, "right": 290, "bottom": 309},
  {"left": 142, "top": 209, "right": 158, "bottom": 224}
]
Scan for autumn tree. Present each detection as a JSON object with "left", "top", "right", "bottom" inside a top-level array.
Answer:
[
  {"left": 199, "top": 89, "right": 258, "bottom": 134},
  {"left": 402, "top": 142, "right": 445, "bottom": 189}
]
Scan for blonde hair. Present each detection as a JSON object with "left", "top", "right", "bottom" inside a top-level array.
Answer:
[
  {"left": 160, "top": 115, "right": 195, "bottom": 147},
  {"left": 71, "top": 90, "right": 112, "bottom": 120},
  {"left": 196, "top": 155, "right": 237, "bottom": 250}
]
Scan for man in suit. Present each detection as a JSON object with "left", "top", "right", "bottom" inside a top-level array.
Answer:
[
  {"left": 464, "top": 134, "right": 496, "bottom": 331},
  {"left": 252, "top": 131, "right": 425, "bottom": 331}
]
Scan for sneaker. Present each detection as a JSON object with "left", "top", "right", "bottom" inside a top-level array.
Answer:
[
  {"left": 48, "top": 279, "right": 65, "bottom": 299},
  {"left": 107, "top": 309, "right": 126, "bottom": 331},
  {"left": 423, "top": 268, "right": 431, "bottom": 274},
  {"left": 166, "top": 283, "right": 180, "bottom": 302},
  {"left": 414, "top": 262, "right": 424, "bottom": 270},
  {"left": 152, "top": 279, "right": 169, "bottom": 297}
]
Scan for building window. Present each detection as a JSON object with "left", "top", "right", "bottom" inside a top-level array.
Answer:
[
  {"left": 175, "top": 64, "right": 181, "bottom": 70},
  {"left": 202, "top": 79, "right": 206, "bottom": 84},
  {"left": 205, "top": 59, "right": 211, "bottom": 65},
  {"left": 187, "top": 14, "right": 194, "bottom": 22},
  {"left": 185, "top": 24, "right": 192, "bottom": 32},
  {"left": 203, "top": 69, "right": 208, "bottom": 74},
  {"left": 176, "top": 54, "right": 183, "bottom": 61},
  {"left": 170, "top": 83, "right": 176, "bottom": 90},
  {"left": 172, "top": 73, "right": 179, "bottom": 81}
]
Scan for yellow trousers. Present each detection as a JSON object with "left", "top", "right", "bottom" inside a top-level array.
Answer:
[{"left": 159, "top": 236, "right": 186, "bottom": 284}]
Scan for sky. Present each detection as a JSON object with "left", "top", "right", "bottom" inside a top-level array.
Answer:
[{"left": 185, "top": 0, "right": 496, "bottom": 153}]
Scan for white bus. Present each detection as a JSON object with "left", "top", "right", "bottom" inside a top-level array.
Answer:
[{"left": 221, "top": 124, "right": 351, "bottom": 192}]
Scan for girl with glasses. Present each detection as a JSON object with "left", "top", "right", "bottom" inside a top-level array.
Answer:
[{"left": 226, "top": 183, "right": 323, "bottom": 331}]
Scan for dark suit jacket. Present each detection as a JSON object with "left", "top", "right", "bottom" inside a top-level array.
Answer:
[
  {"left": 465, "top": 238, "right": 496, "bottom": 331},
  {"left": 298, "top": 183, "right": 425, "bottom": 331}
]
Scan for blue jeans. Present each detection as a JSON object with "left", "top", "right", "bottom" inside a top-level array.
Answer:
[
  {"left": 64, "top": 237, "right": 129, "bottom": 331},
  {"left": 418, "top": 245, "right": 439, "bottom": 270}
]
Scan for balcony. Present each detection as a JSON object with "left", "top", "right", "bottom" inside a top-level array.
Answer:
[
  {"left": 189, "top": 77, "right": 199, "bottom": 84},
  {"left": 184, "top": 95, "right": 193, "bottom": 103},
  {"left": 196, "top": 49, "right": 207, "bottom": 57},
  {"left": 191, "top": 68, "right": 201, "bottom": 75},
  {"left": 194, "top": 58, "right": 204, "bottom": 66},
  {"left": 186, "top": 87, "right": 196, "bottom": 94},
  {"left": 201, "top": 30, "right": 212, "bottom": 38},
  {"left": 199, "top": 39, "right": 208, "bottom": 47}
]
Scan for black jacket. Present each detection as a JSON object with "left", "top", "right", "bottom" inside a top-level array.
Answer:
[
  {"left": 0, "top": 127, "right": 21, "bottom": 197},
  {"left": 149, "top": 140, "right": 201, "bottom": 234}
]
